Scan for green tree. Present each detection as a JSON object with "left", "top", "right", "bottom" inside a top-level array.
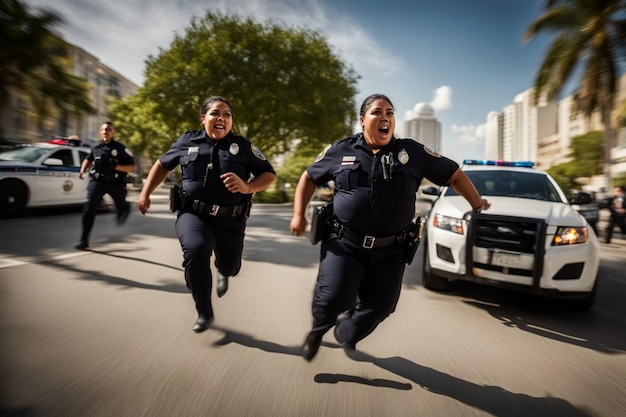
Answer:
[
  {"left": 0, "top": 0, "right": 94, "bottom": 134},
  {"left": 110, "top": 12, "right": 358, "bottom": 162},
  {"left": 547, "top": 130, "right": 604, "bottom": 196},
  {"left": 524, "top": 0, "right": 626, "bottom": 187}
]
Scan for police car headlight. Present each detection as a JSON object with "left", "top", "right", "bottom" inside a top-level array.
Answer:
[
  {"left": 433, "top": 214, "right": 464, "bottom": 234},
  {"left": 552, "top": 226, "right": 589, "bottom": 245}
]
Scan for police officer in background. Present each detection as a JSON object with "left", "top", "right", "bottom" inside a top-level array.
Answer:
[
  {"left": 605, "top": 185, "right": 626, "bottom": 243},
  {"left": 290, "top": 93, "right": 490, "bottom": 361},
  {"left": 137, "top": 96, "right": 276, "bottom": 333},
  {"left": 75, "top": 121, "right": 136, "bottom": 250}
]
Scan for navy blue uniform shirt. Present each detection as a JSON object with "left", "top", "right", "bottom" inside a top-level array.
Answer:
[
  {"left": 87, "top": 139, "right": 135, "bottom": 178},
  {"left": 307, "top": 133, "right": 458, "bottom": 236},
  {"left": 159, "top": 129, "right": 275, "bottom": 206}
]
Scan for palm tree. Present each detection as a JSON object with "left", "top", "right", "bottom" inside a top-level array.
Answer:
[{"left": 524, "top": 0, "right": 626, "bottom": 188}]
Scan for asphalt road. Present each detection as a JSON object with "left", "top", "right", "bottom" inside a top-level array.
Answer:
[{"left": 1, "top": 188, "right": 625, "bottom": 417}]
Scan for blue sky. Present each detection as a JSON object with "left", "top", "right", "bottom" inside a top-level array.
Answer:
[{"left": 27, "top": 0, "right": 554, "bottom": 163}]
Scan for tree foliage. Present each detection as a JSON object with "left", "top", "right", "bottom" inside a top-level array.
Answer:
[
  {"left": 524, "top": 0, "right": 626, "bottom": 185},
  {"left": 547, "top": 130, "right": 604, "bottom": 196},
  {"left": 111, "top": 12, "right": 359, "bottom": 165},
  {"left": 0, "top": 0, "right": 94, "bottom": 131}
]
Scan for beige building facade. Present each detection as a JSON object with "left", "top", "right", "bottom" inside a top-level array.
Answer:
[{"left": 1, "top": 44, "right": 138, "bottom": 144}]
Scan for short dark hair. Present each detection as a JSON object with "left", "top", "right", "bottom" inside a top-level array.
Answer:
[
  {"left": 359, "top": 94, "right": 394, "bottom": 117},
  {"left": 201, "top": 96, "right": 233, "bottom": 116}
]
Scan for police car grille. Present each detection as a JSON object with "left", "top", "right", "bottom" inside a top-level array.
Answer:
[{"left": 472, "top": 216, "right": 544, "bottom": 254}]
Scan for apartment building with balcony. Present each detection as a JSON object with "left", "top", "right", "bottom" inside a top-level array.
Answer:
[{"left": 485, "top": 72, "right": 626, "bottom": 183}]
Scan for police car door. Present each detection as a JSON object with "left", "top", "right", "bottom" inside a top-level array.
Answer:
[{"left": 35, "top": 148, "right": 86, "bottom": 205}]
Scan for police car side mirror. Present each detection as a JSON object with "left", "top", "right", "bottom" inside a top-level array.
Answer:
[{"left": 570, "top": 191, "right": 592, "bottom": 205}]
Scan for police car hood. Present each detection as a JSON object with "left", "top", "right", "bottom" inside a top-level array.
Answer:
[{"left": 432, "top": 195, "right": 586, "bottom": 226}]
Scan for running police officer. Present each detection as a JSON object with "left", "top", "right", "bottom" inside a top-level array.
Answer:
[
  {"left": 75, "top": 121, "right": 135, "bottom": 250},
  {"left": 290, "top": 93, "right": 490, "bottom": 361},
  {"left": 137, "top": 96, "right": 276, "bottom": 333}
]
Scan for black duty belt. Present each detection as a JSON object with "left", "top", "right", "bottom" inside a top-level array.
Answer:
[
  {"left": 92, "top": 172, "right": 122, "bottom": 182},
  {"left": 333, "top": 222, "right": 399, "bottom": 249},
  {"left": 188, "top": 199, "right": 246, "bottom": 218}
]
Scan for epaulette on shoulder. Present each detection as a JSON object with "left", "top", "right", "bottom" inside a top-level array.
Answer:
[{"left": 337, "top": 133, "right": 360, "bottom": 145}]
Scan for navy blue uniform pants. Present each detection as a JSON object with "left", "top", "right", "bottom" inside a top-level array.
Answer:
[
  {"left": 605, "top": 214, "right": 626, "bottom": 243},
  {"left": 175, "top": 212, "right": 246, "bottom": 318},
  {"left": 80, "top": 180, "right": 129, "bottom": 244},
  {"left": 311, "top": 236, "right": 405, "bottom": 346}
]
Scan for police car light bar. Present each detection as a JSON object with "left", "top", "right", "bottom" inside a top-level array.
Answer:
[{"left": 463, "top": 159, "right": 535, "bottom": 167}]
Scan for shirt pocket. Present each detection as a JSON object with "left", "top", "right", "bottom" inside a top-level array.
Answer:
[
  {"left": 334, "top": 163, "right": 363, "bottom": 190},
  {"left": 221, "top": 153, "right": 248, "bottom": 178},
  {"left": 179, "top": 152, "right": 201, "bottom": 180},
  {"left": 392, "top": 171, "right": 419, "bottom": 199}
]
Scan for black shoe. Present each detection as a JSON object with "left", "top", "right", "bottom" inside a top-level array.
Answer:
[
  {"left": 301, "top": 332, "right": 323, "bottom": 361},
  {"left": 192, "top": 315, "right": 213, "bottom": 333},
  {"left": 334, "top": 321, "right": 356, "bottom": 357},
  {"left": 117, "top": 203, "right": 130, "bottom": 225},
  {"left": 340, "top": 341, "right": 357, "bottom": 355},
  {"left": 217, "top": 273, "right": 229, "bottom": 298},
  {"left": 74, "top": 242, "right": 89, "bottom": 250}
]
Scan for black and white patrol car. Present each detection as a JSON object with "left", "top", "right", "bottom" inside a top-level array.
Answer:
[{"left": 0, "top": 140, "right": 91, "bottom": 218}]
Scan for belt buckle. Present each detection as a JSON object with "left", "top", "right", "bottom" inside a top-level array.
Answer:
[
  {"left": 362, "top": 235, "right": 375, "bottom": 249},
  {"left": 209, "top": 205, "right": 220, "bottom": 216}
]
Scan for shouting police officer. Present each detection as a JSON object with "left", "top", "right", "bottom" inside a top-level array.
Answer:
[
  {"left": 137, "top": 96, "right": 276, "bottom": 334},
  {"left": 75, "top": 121, "right": 136, "bottom": 250},
  {"left": 290, "top": 93, "right": 489, "bottom": 361}
]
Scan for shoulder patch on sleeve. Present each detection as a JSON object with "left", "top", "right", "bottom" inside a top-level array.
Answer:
[
  {"left": 251, "top": 144, "right": 267, "bottom": 160},
  {"left": 314, "top": 145, "right": 331, "bottom": 163},
  {"left": 424, "top": 146, "right": 441, "bottom": 158}
]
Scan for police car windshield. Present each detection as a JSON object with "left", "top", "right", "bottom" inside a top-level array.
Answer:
[
  {"left": 444, "top": 170, "right": 562, "bottom": 202},
  {"left": 0, "top": 145, "right": 49, "bottom": 163}
]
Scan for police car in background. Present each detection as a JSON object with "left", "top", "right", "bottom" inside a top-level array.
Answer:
[
  {"left": 0, "top": 139, "right": 91, "bottom": 218},
  {"left": 421, "top": 160, "right": 600, "bottom": 310}
]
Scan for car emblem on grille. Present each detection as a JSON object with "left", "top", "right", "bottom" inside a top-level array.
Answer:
[{"left": 497, "top": 226, "right": 517, "bottom": 236}]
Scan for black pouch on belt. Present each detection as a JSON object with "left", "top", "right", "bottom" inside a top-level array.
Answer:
[
  {"left": 169, "top": 184, "right": 183, "bottom": 212},
  {"left": 310, "top": 202, "right": 333, "bottom": 245},
  {"left": 403, "top": 218, "right": 423, "bottom": 265}
]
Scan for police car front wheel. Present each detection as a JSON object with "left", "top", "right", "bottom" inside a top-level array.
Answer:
[{"left": 0, "top": 180, "right": 28, "bottom": 218}]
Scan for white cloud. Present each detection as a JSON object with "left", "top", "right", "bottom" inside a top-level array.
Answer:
[
  {"left": 27, "top": 0, "right": 401, "bottom": 87},
  {"left": 404, "top": 86, "right": 453, "bottom": 120},
  {"left": 451, "top": 123, "right": 485, "bottom": 144},
  {"left": 430, "top": 86, "right": 453, "bottom": 111}
]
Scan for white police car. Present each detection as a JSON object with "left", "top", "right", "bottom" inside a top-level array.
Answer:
[
  {"left": 0, "top": 140, "right": 91, "bottom": 218},
  {"left": 422, "top": 160, "right": 600, "bottom": 309}
]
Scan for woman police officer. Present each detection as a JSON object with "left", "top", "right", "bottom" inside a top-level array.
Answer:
[
  {"left": 138, "top": 96, "right": 276, "bottom": 333},
  {"left": 290, "top": 93, "right": 489, "bottom": 361}
]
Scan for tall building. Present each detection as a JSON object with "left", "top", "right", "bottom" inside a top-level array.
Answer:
[
  {"left": 485, "top": 72, "right": 626, "bottom": 189},
  {"left": 495, "top": 89, "right": 558, "bottom": 164},
  {"left": 485, "top": 111, "right": 503, "bottom": 160},
  {"left": 0, "top": 43, "right": 138, "bottom": 143},
  {"left": 404, "top": 103, "right": 441, "bottom": 151}
]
